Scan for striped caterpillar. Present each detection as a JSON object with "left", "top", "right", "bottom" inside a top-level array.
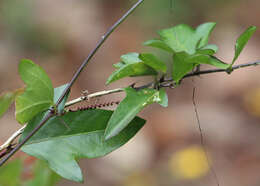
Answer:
[{"left": 68, "top": 101, "right": 120, "bottom": 112}]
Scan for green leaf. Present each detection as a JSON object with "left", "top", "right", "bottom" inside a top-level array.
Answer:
[
  {"left": 159, "top": 24, "right": 198, "bottom": 54},
  {"left": 53, "top": 84, "right": 70, "bottom": 114},
  {"left": 143, "top": 39, "right": 173, "bottom": 52},
  {"left": 158, "top": 89, "right": 168, "bottom": 107},
  {"left": 104, "top": 87, "right": 161, "bottom": 140},
  {"left": 106, "top": 53, "right": 157, "bottom": 84},
  {"left": 186, "top": 54, "right": 229, "bottom": 69},
  {"left": 172, "top": 52, "right": 197, "bottom": 83},
  {"left": 0, "top": 89, "right": 23, "bottom": 119},
  {"left": 21, "top": 109, "right": 145, "bottom": 182},
  {"left": 15, "top": 59, "right": 54, "bottom": 124},
  {"left": 197, "top": 44, "right": 218, "bottom": 55},
  {"left": 113, "top": 61, "right": 125, "bottom": 69},
  {"left": 0, "top": 159, "right": 22, "bottom": 186},
  {"left": 207, "top": 56, "right": 229, "bottom": 69},
  {"left": 24, "top": 160, "right": 60, "bottom": 186},
  {"left": 139, "top": 53, "right": 167, "bottom": 73},
  {"left": 158, "top": 23, "right": 216, "bottom": 55},
  {"left": 120, "top": 53, "right": 142, "bottom": 64},
  {"left": 231, "top": 26, "right": 257, "bottom": 65},
  {"left": 196, "top": 22, "right": 216, "bottom": 48}
]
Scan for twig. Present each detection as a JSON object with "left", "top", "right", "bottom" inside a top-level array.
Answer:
[
  {"left": 65, "top": 88, "right": 124, "bottom": 107},
  {"left": 0, "top": 125, "right": 26, "bottom": 153},
  {"left": 0, "top": 0, "right": 144, "bottom": 166},
  {"left": 2, "top": 60, "right": 259, "bottom": 161},
  {"left": 0, "top": 88, "right": 125, "bottom": 156},
  {"left": 161, "top": 61, "right": 260, "bottom": 86}
]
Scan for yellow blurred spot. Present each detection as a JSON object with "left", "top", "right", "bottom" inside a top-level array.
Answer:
[
  {"left": 244, "top": 88, "right": 260, "bottom": 117},
  {"left": 169, "top": 146, "right": 209, "bottom": 180}
]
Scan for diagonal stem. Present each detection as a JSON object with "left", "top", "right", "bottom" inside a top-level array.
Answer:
[
  {"left": 0, "top": 0, "right": 144, "bottom": 166},
  {"left": 56, "top": 0, "right": 144, "bottom": 106}
]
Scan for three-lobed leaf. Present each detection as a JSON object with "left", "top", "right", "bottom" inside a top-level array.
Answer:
[
  {"left": 104, "top": 87, "right": 165, "bottom": 140},
  {"left": 157, "top": 22, "right": 216, "bottom": 55},
  {"left": 158, "top": 24, "right": 199, "bottom": 54},
  {"left": 15, "top": 59, "right": 54, "bottom": 124},
  {"left": 21, "top": 109, "right": 145, "bottom": 182}
]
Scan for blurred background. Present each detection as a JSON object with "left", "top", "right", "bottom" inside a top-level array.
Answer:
[{"left": 0, "top": 0, "right": 260, "bottom": 185}]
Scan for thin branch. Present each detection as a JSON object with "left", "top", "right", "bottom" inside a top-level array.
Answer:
[
  {"left": 65, "top": 88, "right": 124, "bottom": 107},
  {"left": 0, "top": 125, "right": 26, "bottom": 153},
  {"left": 0, "top": 88, "right": 125, "bottom": 157},
  {"left": 0, "top": 0, "right": 144, "bottom": 166},
  {"left": 161, "top": 61, "right": 260, "bottom": 86},
  {"left": 56, "top": 0, "right": 144, "bottom": 106},
  {"left": 2, "top": 60, "right": 259, "bottom": 160},
  {"left": 184, "top": 61, "right": 260, "bottom": 79}
]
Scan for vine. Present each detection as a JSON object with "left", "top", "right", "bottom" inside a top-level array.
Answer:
[{"left": 0, "top": 0, "right": 259, "bottom": 184}]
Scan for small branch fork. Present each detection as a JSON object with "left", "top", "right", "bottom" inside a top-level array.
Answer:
[
  {"left": 0, "top": 0, "right": 145, "bottom": 166},
  {"left": 1, "top": 60, "right": 260, "bottom": 162}
]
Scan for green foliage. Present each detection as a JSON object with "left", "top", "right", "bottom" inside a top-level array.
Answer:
[
  {"left": 139, "top": 53, "right": 167, "bottom": 73},
  {"left": 143, "top": 39, "right": 173, "bottom": 52},
  {"left": 21, "top": 109, "right": 145, "bottom": 182},
  {"left": 15, "top": 59, "right": 54, "bottom": 124},
  {"left": 0, "top": 22, "right": 256, "bottom": 184},
  {"left": 0, "top": 89, "right": 23, "bottom": 119},
  {"left": 104, "top": 87, "right": 167, "bottom": 140},
  {"left": 109, "top": 23, "right": 255, "bottom": 84},
  {"left": 53, "top": 84, "right": 70, "bottom": 114},
  {"left": 158, "top": 89, "right": 168, "bottom": 107},
  {"left": 231, "top": 26, "right": 257, "bottom": 66},
  {"left": 106, "top": 53, "right": 158, "bottom": 84}
]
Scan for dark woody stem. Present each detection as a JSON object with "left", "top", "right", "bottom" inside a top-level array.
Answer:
[{"left": 0, "top": 0, "right": 144, "bottom": 166}]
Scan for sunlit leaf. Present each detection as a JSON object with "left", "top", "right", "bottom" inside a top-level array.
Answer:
[
  {"left": 159, "top": 24, "right": 198, "bottom": 54},
  {"left": 231, "top": 26, "right": 256, "bottom": 65},
  {"left": 113, "top": 61, "right": 125, "bottom": 69},
  {"left": 143, "top": 39, "right": 173, "bottom": 52},
  {"left": 21, "top": 109, "right": 145, "bottom": 182},
  {"left": 106, "top": 53, "right": 157, "bottom": 84},
  {"left": 186, "top": 55, "right": 229, "bottom": 69},
  {"left": 104, "top": 87, "right": 161, "bottom": 140},
  {"left": 139, "top": 53, "right": 167, "bottom": 73},
  {"left": 158, "top": 89, "right": 168, "bottom": 107},
  {"left": 15, "top": 59, "right": 54, "bottom": 124},
  {"left": 53, "top": 84, "right": 70, "bottom": 114},
  {"left": 120, "top": 53, "right": 142, "bottom": 64},
  {"left": 172, "top": 52, "right": 197, "bottom": 84},
  {"left": 195, "top": 22, "right": 216, "bottom": 48},
  {"left": 197, "top": 44, "right": 218, "bottom": 55}
]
